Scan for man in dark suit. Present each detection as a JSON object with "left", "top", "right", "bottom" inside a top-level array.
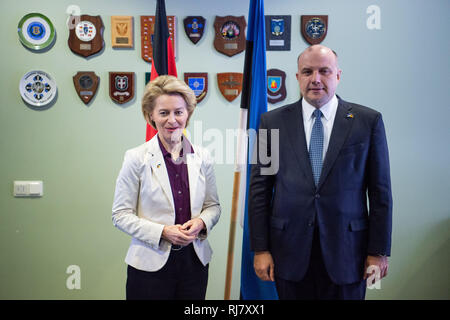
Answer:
[{"left": 249, "top": 45, "right": 392, "bottom": 299}]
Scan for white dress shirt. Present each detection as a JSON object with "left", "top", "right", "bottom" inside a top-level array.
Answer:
[{"left": 302, "top": 95, "right": 339, "bottom": 160}]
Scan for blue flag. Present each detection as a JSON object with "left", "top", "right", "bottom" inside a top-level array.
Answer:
[{"left": 240, "top": 0, "right": 278, "bottom": 300}]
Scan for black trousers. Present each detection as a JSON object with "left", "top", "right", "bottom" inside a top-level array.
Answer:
[
  {"left": 126, "top": 244, "right": 209, "bottom": 300},
  {"left": 275, "top": 228, "right": 366, "bottom": 300}
]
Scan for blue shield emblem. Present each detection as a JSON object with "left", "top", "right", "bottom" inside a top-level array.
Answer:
[
  {"left": 271, "top": 19, "right": 284, "bottom": 36},
  {"left": 184, "top": 73, "right": 208, "bottom": 103},
  {"left": 28, "top": 22, "right": 45, "bottom": 40},
  {"left": 188, "top": 77, "right": 205, "bottom": 96},
  {"left": 267, "top": 69, "right": 286, "bottom": 104},
  {"left": 188, "top": 18, "right": 203, "bottom": 33},
  {"left": 267, "top": 76, "right": 281, "bottom": 93},
  {"left": 184, "top": 16, "right": 206, "bottom": 44}
]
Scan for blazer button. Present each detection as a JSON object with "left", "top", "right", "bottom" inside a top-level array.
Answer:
[{"left": 315, "top": 194, "right": 320, "bottom": 199}]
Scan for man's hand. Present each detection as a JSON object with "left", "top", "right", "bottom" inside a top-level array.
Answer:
[
  {"left": 364, "top": 255, "right": 389, "bottom": 286},
  {"left": 254, "top": 251, "right": 275, "bottom": 282}
]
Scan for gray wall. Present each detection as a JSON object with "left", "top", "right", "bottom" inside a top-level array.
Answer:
[{"left": 0, "top": 0, "right": 448, "bottom": 299}]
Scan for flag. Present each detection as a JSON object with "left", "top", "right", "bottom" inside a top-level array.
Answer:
[
  {"left": 240, "top": 0, "right": 278, "bottom": 300},
  {"left": 146, "top": 0, "right": 178, "bottom": 141}
]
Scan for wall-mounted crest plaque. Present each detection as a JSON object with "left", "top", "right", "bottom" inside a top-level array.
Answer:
[
  {"left": 184, "top": 72, "right": 208, "bottom": 103},
  {"left": 265, "top": 15, "right": 291, "bottom": 51},
  {"left": 68, "top": 15, "right": 104, "bottom": 57},
  {"left": 140, "top": 15, "right": 176, "bottom": 63},
  {"left": 109, "top": 72, "right": 135, "bottom": 104},
  {"left": 19, "top": 70, "right": 57, "bottom": 107},
  {"left": 267, "top": 69, "right": 287, "bottom": 104},
  {"left": 213, "top": 16, "right": 246, "bottom": 57},
  {"left": 111, "top": 16, "right": 133, "bottom": 48},
  {"left": 301, "top": 15, "right": 328, "bottom": 45},
  {"left": 18, "top": 13, "right": 55, "bottom": 51},
  {"left": 73, "top": 71, "right": 99, "bottom": 105},
  {"left": 217, "top": 72, "right": 243, "bottom": 102},
  {"left": 183, "top": 16, "right": 205, "bottom": 44}
]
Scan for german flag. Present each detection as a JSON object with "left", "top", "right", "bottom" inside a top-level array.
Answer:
[{"left": 146, "top": 0, "right": 178, "bottom": 141}]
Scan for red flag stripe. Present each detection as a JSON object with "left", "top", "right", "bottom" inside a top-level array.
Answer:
[{"left": 166, "top": 38, "right": 177, "bottom": 77}]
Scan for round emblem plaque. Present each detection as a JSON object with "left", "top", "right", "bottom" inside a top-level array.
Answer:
[
  {"left": 19, "top": 70, "right": 57, "bottom": 107},
  {"left": 305, "top": 17, "right": 326, "bottom": 40},
  {"left": 79, "top": 75, "right": 93, "bottom": 89},
  {"left": 17, "top": 13, "right": 55, "bottom": 50},
  {"left": 221, "top": 21, "right": 240, "bottom": 40},
  {"left": 75, "top": 21, "right": 97, "bottom": 42}
]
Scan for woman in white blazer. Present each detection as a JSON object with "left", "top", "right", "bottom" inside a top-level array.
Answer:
[{"left": 112, "top": 75, "right": 221, "bottom": 300}]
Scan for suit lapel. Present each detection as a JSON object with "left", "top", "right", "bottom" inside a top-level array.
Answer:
[
  {"left": 317, "top": 99, "right": 354, "bottom": 190},
  {"left": 186, "top": 152, "right": 201, "bottom": 211},
  {"left": 283, "top": 100, "right": 316, "bottom": 189},
  {"left": 147, "top": 137, "right": 175, "bottom": 211}
]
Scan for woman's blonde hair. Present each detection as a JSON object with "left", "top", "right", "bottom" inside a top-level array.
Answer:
[{"left": 141, "top": 75, "right": 197, "bottom": 129}]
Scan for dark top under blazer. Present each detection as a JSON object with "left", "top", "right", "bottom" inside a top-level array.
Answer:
[{"left": 249, "top": 97, "right": 393, "bottom": 285}]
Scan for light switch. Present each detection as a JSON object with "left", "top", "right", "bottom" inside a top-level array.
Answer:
[
  {"left": 29, "top": 182, "right": 42, "bottom": 195},
  {"left": 14, "top": 181, "right": 43, "bottom": 197}
]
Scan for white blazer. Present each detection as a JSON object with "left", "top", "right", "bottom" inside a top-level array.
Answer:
[{"left": 112, "top": 135, "right": 221, "bottom": 272}]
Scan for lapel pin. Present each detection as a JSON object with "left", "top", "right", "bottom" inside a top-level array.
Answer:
[
  {"left": 346, "top": 112, "right": 354, "bottom": 119},
  {"left": 157, "top": 163, "right": 161, "bottom": 168}
]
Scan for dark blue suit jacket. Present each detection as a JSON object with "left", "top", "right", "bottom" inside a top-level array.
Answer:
[{"left": 249, "top": 97, "right": 392, "bottom": 285}]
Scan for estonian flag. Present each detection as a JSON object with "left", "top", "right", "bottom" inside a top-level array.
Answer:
[{"left": 239, "top": 0, "right": 278, "bottom": 300}]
